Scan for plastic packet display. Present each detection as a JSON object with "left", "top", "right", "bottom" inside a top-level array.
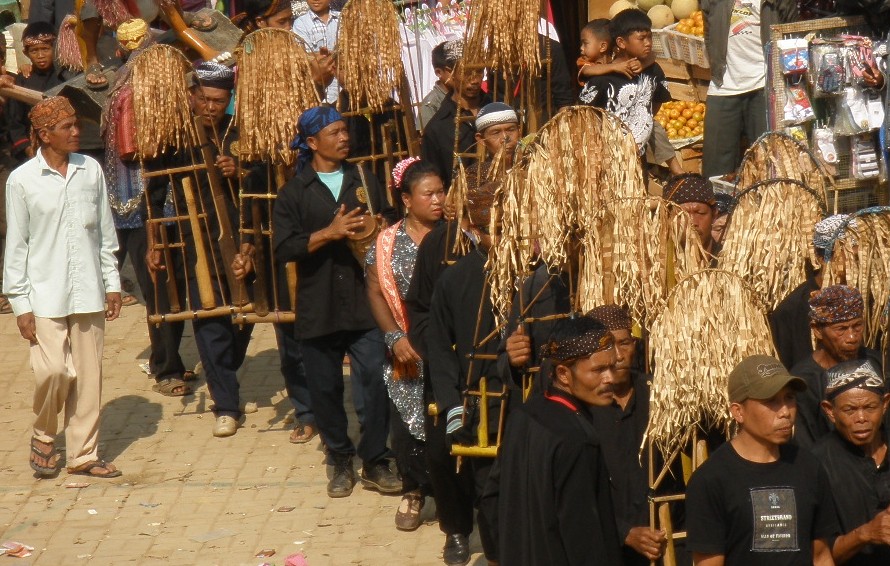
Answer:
[
  {"left": 778, "top": 38, "right": 809, "bottom": 74},
  {"left": 811, "top": 43, "right": 846, "bottom": 95}
]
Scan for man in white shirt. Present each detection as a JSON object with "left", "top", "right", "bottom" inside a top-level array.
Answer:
[
  {"left": 292, "top": 0, "right": 339, "bottom": 104},
  {"left": 4, "top": 96, "right": 123, "bottom": 479}
]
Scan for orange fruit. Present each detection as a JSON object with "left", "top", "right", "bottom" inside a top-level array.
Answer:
[{"left": 682, "top": 109, "right": 693, "bottom": 118}]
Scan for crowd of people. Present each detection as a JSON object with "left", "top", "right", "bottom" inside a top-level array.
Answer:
[{"left": 0, "top": 1, "right": 889, "bottom": 565}]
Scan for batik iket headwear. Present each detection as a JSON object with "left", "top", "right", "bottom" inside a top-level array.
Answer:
[
  {"left": 193, "top": 61, "right": 235, "bottom": 91},
  {"left": 813, "top": 213, "right": 858, "bottom": 250},
  {"left": 587, "top": 305, "right": 632, "bottom": 331},
  {"left": 28, "top": 96, "right": 77, "bottom": 152},
  {"left": 665, "top": 173, "right": 717, "bottom": 206},
  {"left": 825, "top": 359, "right": 884, "bottom": 401},
  {"left": 808, "top": 284, "right": 864, "bottom": 324},
  {"left": 540, "top": 325, "right": 615, "bottom": 364}
]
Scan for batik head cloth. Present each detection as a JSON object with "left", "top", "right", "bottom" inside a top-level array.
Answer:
[
  {"left": 475, "top": 102, "right": 518, "bottom": 132},
  {"left": 808, "top": 284, "right": 864, "bottom": 324},
  {"left": 193, "top": 61, "right": 235, "bottom": 91},
  {"left": 813, "top": 214, "right": 857, "bottom": 250},
  {"left": 665, "top": 173, "right": 717, "bottom": 206},
  {"left": 22, "top": 21, "right": 56, "bottom": 48},
  {"left": 825, "top": 359, "right": 885, "bottom": 401},
  {"left": 540, "top": 316, "right": 615, "bottom": 364},
  {"left": 443, "top": 39, "right": 464, "bottom": 67},
  {"left": 587, "top": 305, "right": 632, "bottom": 331},
  {"left": 290, "top": 105, "right": 344, "bottom": 171},
  {"left": 29, "top": 96, "right": 76, "bottom": 130}
]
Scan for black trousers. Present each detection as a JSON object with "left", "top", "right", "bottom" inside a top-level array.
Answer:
[
  {"left": 300, "top": 328, "right": 389, "bottom": 465},
  {"left": 424, "top": 407, "right": 498, "bottom": 558},
  {"left": 390, "top": 400, "right": 431, "bottom": 494},
  {"left": 702, "top": 88, "right": 767, "bottom": 178},
  {"left": 115, "top": 226, "right": 187, "bottom": 381},
  {"left": 188, "top": 278, "right": 253, "bottom": 418}
]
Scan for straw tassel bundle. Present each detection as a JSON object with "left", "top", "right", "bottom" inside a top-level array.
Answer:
[
  {"left": 463, "top": 0, "right": 541, "bottom": 75},
  {"left": 645, "top": 270, "right": 776, "bottom": 457},
  {"left": 737, "top": 132, "right": 830, "bottom": 199},
  {"left": 56, "top": 16, "right": 83, "bottom": 71},
  {"left": 487, "top": 107, "right": 647, "bottom": 320},
  {"left": 718, "top": 179, "right": 826, "bottom": 311},
  {"left": 235, "top": 28, "right": 319, "bottom": 163},
  {"left": 130, "top": 44, "right": 197, "bottom": 158},
  {"left": 577, "top": 197, "right": 708, "bottom": 328},
  {"left": 825, "top": 207, "right": 890, "bottom": 353},
  {"left": 337, "top": 0, "right": 403, "bottom": 112}
]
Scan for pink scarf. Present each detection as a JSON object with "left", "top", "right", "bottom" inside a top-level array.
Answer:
[{"left": 375, "top": 221, "right": 417, "bottom": 380}]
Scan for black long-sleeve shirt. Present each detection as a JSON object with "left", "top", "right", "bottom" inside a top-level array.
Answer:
[
  {"left": 420, "top": 93, "right": 490, "bottom": 189},
  {"left": 426, "top": 248, "right": 504, "bottom": 423},
  {"left": 770, "top": 275, "right": 820, "bottom": 370},
  {"left": 273, "top": 161, "right": 396, "bottom": 340}
]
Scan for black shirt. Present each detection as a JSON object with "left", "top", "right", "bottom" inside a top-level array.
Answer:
[
  {"left": 489, "top": 388, "right": 624, "bottom": 566},
  {"left": 686, "top": 442, "right": 839, "bottom": 565},
  {"left": 813, "top": 430, "right": 890, "bottom": 566},
  {"left": 590, "top": 373, "right": 652, "bottom": 546},
  {"left": 578, "top": 64, "right": 671, "bottom": 151},
  {"left": 5, "top": 66, "right": 73, "bottom": 157},
  {"left": 404, "top": 220, "right": 463, "bottom": 360},
  {"left": 426, "top": 247, "right": 505, "bottom": 432},
  {"left": 420, "top": 93, "right": 490, "bottom": 189},
  {"left": 770, "top": 275, "right": 820, "bottom": 370},
  {"left": 272, "top": 161, "right": 396, "bottom": 340}
]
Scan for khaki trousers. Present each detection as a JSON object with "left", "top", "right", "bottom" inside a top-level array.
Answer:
[{"left": 31, "top": 312, "right": 105, "bottom": 469}]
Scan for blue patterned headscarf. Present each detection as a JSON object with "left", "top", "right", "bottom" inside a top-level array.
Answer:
[{"left": 290, "top": 106, "right": 344, "bottom": 172}]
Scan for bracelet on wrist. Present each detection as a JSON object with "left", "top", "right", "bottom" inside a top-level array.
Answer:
[{"left": 384, "top": 330, "right": 406, "bottom": 351}]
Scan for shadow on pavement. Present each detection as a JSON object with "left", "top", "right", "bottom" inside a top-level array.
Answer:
[{"left": 99, "top": 394, "right": 163, "bottom": 462}]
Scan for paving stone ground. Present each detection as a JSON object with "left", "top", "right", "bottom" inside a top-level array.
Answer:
[{"left": 0, "top": 267, "right": 489, "bottom": 565}]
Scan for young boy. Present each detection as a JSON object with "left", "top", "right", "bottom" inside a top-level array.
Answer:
[
  {"left": 4, "top": 21, "right": 73, "bottom": 162},
  {"left": 418, "top": 42, "right": 452, "bottom": 131},
  {"left": 578, "top": 18, "right": 641, "bottom": 85},
  {"left": 579, "top": 17, "right": 682, "bottom": 175},
  {"left": 292, "top": 0, "right": 339, "bottom": 103},
  {"left": 579, "top": 10, "right": 673, "bottom": 162}
]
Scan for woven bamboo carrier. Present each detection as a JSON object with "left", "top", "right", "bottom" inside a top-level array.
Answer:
[
  {"left": 234, "top": 28, "right": 319, "bottom": 164},
  {"left": 718, "top": 178, "right": 827, "bottom": 311},
  {"left": 645, "top": 270, "right": 777, "bottom": 458},
  {"left": 824, "top": 207, "right": 890, "bottom": 354}
]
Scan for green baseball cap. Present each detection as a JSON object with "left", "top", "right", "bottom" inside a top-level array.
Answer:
[{"left": 728, "top": 355, "right": 807, "bottom": 403}]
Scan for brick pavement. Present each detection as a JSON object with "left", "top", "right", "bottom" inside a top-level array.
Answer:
[{"left": 0, "top": 292, "right": 488, "bottom": 565}]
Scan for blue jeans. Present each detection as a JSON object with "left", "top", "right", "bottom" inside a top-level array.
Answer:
[{"left": 300, "top": 328, "right": 389, "bottom": 464}]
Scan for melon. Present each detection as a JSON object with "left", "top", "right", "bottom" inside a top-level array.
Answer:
[
  {"left": 671, "top": 0, "right": 699, "bottom": 19},
  {"left": 638, "top": 0, "right": 664, "bottom": 11},
  {"left": 609, "top": 0, "right": 639, "bottom": 19},
  {"left": 648, "top": 4, "right": 675, "bottom": 28}
]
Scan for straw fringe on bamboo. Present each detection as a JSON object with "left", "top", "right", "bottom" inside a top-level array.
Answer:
[
  {"left": 235, "top": 28, "right": 319, "bottom": 163},
  {"left": 130, "top": 44, "right": 197, "bottom": 158},
  {"left": 577, "top": 197, "right": 708, "bottom": 328},
  {"left": 338, "top": 0, "right": 403, "bottom": 112},
  {"left": 736, "top": 131, "right": 831, "bottom": 199},
  {"left": 718, "top": 179, "right": 826, "bottom": 311},
  {"left": 825, "top": 207, "right": 890, "bottom": 354},
  {"left": 463, "top": 0, "right": 541, "bottom": 76},
  {"left": 645, "top": 269, "right": 776, "bottom": 457},
  {"left": 487, "top": 107, "right": 648, "bottom": 321}
]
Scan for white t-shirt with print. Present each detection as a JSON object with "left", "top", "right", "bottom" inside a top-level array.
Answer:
[{"left": 708, "top": 0, "right": 765, "bottom": 96}]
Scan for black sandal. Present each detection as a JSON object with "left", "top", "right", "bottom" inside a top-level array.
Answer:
[
  {"left": 30, "top": 438, "right": 61, "bottom": 477},
  {"left": 68, "top": 460, "right": 122, "bottom": 478}
]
